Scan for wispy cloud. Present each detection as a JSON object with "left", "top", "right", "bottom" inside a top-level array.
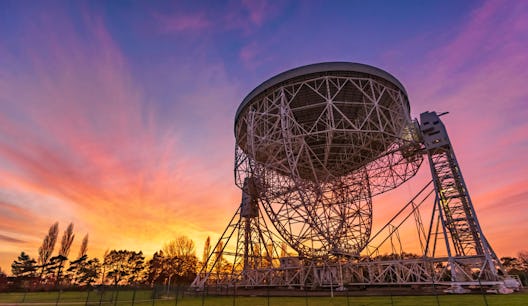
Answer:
[
  {"left": 151, "top": 1, "right": 285, "bottom": 37},
  {"left": 0, "top": 0, "right": 526, "bottom": 271},
  {"left": 0, "top": 234, "right": 25, "bottom": 244},
  {"left": 240, "top": 0, "right": 278, "bottom": 27},
  {"left": 0, "top": 7, "right": 239, "bottom": 266},
  {"left": 398, "top": 0, "right": 528, "bottom": 255}
]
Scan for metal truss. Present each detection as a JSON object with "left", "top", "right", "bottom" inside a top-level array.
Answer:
[
  {"left": 191, "top": 179, "right": 284, "bottom": 289},
  {"left": 234, "top": 73, "right": 422, "bottom": 257},
  {"left": 191, "top": 64, "right": 520, "bottom": 293},
  {"left": 419, "top": 111, "right": 510, "bottom": 292}
]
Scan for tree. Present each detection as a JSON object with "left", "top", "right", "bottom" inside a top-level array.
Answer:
[
  {"left": 214, "top": 241, "right": 224, "bottom": 276},
  {"left": 68, "top": 256, "right": 101, "bottom": 287},
  {"left": 67, "top": 255, "right": 87, "bottom": 286},
  {"left": 202, "top": 236, "right": 211, "bottom": 263},
  {"left": 59, "top": 223, "right": 75, "bottom": 257},
  {"left": 146, "top": 251, "right": 166, "bottom": 286},
  {"left": 161, "top": 236, "right": 198, "bottom": 284},
  {"left": 163, "top": 236, "right": 196, "bottom": 258},
  {"left": 38, "top": 222, "right": 59, "bottom": 277},
  {"left": 0, "top": 266, "right": 7, "bottom": 292},
  {"left": 519, "top": 251, "right": 528, "bottom": 266},
  {"left": 67, "top": 234, "right": 89, "bottom": 286},
  {"left": 103, "top": 250, "right": 145, "bottom": 286},
  {"left": 146, "top": 250, "right": 198, "bottom": 286},
  {"left": 502, "top": 251, "right": 528, "bottom": 286},
  {"left": 78, "top": 234, "right": 88, "bottom": 259},
  {"left": 55, "top": 223, "right": 75, "bottom": 286},
  {"left": 78, "top": 258, "right": 101, "bottom": 286},
  {"left": 501, "top": 255, "right": 528, "bottom": 286},
  {"left": 11, "top": 252, "right": 37, "bottom": 278}
]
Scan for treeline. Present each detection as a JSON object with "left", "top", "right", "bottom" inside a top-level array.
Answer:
[
  {"left": 0, "top": 223, "right": 205, "bottom": 291},
  {"left": 500, "top": 252, "right": 528, "bottom": 286},
  {"left": 1, "top": 222, "right": 527, "bottom": 291}
]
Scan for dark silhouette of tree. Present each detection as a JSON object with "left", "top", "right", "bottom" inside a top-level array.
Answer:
[
  {"left": 38, "top": 222, "right": 59, "bottom": 277},
  {"left": 47, "top": 255, "right": 67, "bottom": 287},
  {"left": 214, "top": 241, "right": 224, "bottom": 276},
  {"left": 67, "top": 234, "right": 89, "bottom": 286},
  {"left": 103, "top": 250, "right": 145, "bottom": 286},
  {"left": 68, "top": 256, "right": 100, "bottom": 286},
  {"left": 501, "top": 254, "right": 528, "bottom": 286},
  {"left": 78, "top": 258, "right": 101, "bottom": 286},
  {"left": 0, "top": 265, "right": 6, "bottom": 290},
  {"left": 202, "top": 236, "right": 211, "bottom": 264},
  {"left": 67, "top": 255, "right": 87, "bottom": 285},
  {"left": 54, "top": 222, "right": 75, "bottom": 286},
  {"left": 146, "top": 251, "right": 166, "bottom": 285},
  {"left": 519, "top": 251, "right": 528, "bottom": 267},
  {"left": 40, "top": 254, "right": 65, "bottom": 284},
  {"left": 160, "top": 236, "right": 198, "bottom": 284},
  {"left": 146, "top": 249, "right": 198, "bottom": 286},
  {"left": 11, "top": 252, "right": 37, "bottom": 278},
  {"left": 78, "top": 234, "right": 88, "bottom": 259},
  {"left": 163, "top": 236, "right": 196, "bottom": 258},
  {"left": 59, "top": 223, "right": 75, "bottom": 257}
]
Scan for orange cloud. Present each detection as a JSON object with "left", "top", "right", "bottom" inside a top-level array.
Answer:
[{"left": 0, "top": 7, "right": 240, "bottom": 271}]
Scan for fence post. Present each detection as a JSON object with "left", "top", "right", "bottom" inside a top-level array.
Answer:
[
  {"left": 21, "top": 290, "right": 27, "bottom": 303},
  {"left": 174, "top": 285, "right": 179, "bottom": 306},
  {"left": 201, "top": 284, "right": 206, "bottom": 306},
  {"left": 55, "top": 290, "right": 61, "bottom": 306},
  {"left": 131, "top": 287, "right": 136, "bottom": 306},
  {"left": 114, "top": 287, "right": 119, "bottom": 306},
  {"left": 232, "top": 284, "right": 236, "bottom": 306},
  {"left": 267, "top": 285, "right": 270, "bottom": 306},
  {"left": 478, "top": 278, "right": 489, "bottom": 306},
  {"left": 85, "top": 289, "right": 90, "bottom": 306},
  {"left": 99, "top": 287, "right": 104, "bottom": 306}
]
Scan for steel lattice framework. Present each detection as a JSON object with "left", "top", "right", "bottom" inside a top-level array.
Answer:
[
  {"left": 234, "top": 63, "right": 422, "bottom": 256},
  {"left": 191, "top": 62, "right": 520, "bottom": 293}
]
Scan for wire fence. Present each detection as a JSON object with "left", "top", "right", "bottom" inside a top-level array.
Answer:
[{"left": 0, "top": 285, "right": 526, "bottom": 306}]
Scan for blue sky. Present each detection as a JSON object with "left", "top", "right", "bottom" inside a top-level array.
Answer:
[{"left": 0, "top": 0, "right": 526, "bottom": 272}]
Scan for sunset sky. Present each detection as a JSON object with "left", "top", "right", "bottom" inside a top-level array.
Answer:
[{"left": 0, "top": 0, "right": 527, "bottom": 273}]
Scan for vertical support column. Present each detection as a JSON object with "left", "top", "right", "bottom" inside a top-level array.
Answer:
[
  {"left": 419, "top": 111, "right": 499, "bottom": 283},
  {"left": 240, "top": 177, "right": 259, "bottom": 272}
]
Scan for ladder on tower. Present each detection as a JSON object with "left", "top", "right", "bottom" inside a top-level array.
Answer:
[{"left": 419, "top": 111, "right": 501, "bottom": 285}]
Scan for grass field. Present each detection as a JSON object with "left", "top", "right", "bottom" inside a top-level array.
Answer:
[{"left": 0, "top": 290, "right": 527, "bottom": 306}]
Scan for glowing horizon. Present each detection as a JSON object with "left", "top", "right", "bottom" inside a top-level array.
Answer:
[{"left": 1, "top": 0, "right": 527, "bottom": 274}]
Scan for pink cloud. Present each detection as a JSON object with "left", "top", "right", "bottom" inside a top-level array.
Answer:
[
  {"left": 239, "top": 41, "right": 261, "bottom": 68},
  {"left": 241, "top": 0, "right": 275, "bottom": 26},
  {"left": 369, "top": 0, "right": 528, "bottom": 258},
  {"left": 409, "top": 0, "right": 528, "bottom": 107},
  {"left": 150, "top": 1, "right": 282, "bottom": 35},
  {"left": 0, "top": 8, "right": 240, "bottom": 270},
  {"left": 223, "top": 0, "right": 283, "bottom": 34},
  {"left": 398, "top": 0, "right": 528, "bottom": 256}
]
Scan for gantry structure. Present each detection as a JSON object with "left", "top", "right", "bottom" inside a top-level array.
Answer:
[{"left": 191, "top": 63, "right": 520, "bottom": 293}]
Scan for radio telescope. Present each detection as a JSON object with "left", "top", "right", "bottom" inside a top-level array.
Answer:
[
  {"left": 192, "top": 62, "right": 519, "bottom": 293},
  {"left": 234, "top": 62, "right": 422, "bottom": 257}
]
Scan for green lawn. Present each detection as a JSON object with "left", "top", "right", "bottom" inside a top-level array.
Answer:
[{"left": 0, "top": 290, "right": 526, "bottom": 306}]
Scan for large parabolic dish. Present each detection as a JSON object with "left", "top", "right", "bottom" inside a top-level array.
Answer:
[{"left": 234, "top": 62, "right": 423, "bottom": 256}]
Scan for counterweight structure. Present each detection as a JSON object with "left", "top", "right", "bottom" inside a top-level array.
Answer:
[{"left": 191, "top": 62, "right": 519, "bottom": 293}]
